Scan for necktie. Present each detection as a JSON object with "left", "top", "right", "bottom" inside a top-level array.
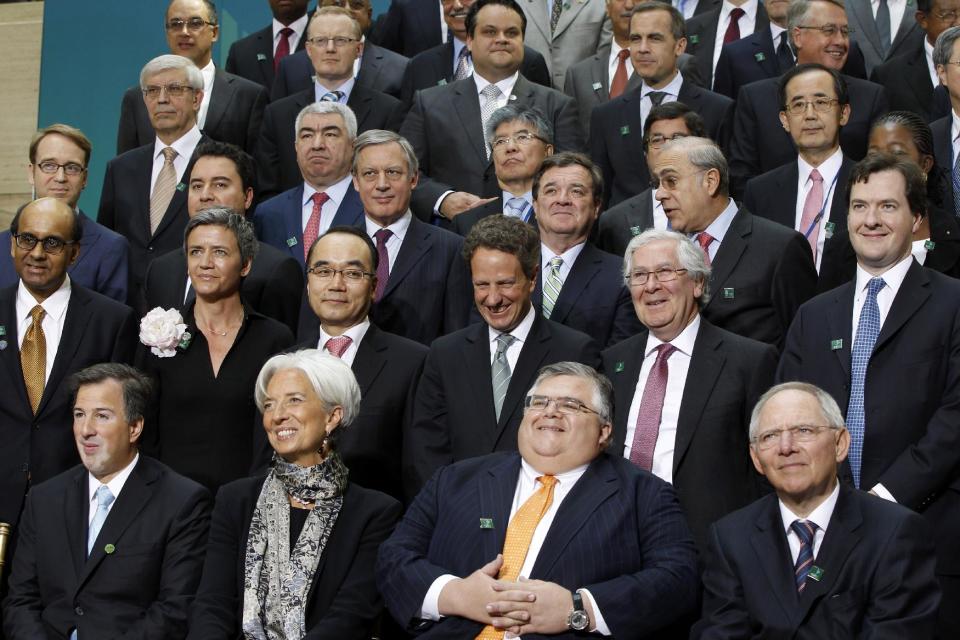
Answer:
[
  {"left": 790, "top": 520, "right": 818, "bottom": 593},
  {"left": 609, "top": 49, "right": 631, "bottom": 99},
  {"left": 846, "top": 277, "right": 885, "bottom": 487},
  {"left": 274, "top": 27, "right": 294, "bottom": 72},
  {"left": 723, "top": 7, "right": 746, "bottom": 45},
  {"left": 373, "top": 228, "right": 393, "bottom": 302},
  {"left": 324, "top": 335, "right": 353, "bottom": 358},
  {"left": 799, "top": 169, "right": 824, "bottom": 257},
  {"left": 629, "top": 344, "right": 676, "bottom": 470},
  {"left": 87, "top": 485, "right": 116, "bottom": 556},
  {"left": 953, "top": 144, "right": 960, "bottom": 217},
  {"left": 150, "top": 147, "right": 178, "bottom": 235},
  {"left": 550, "top": 0, "right": 563, "bottom": 33},
  {"left": 647, "top": 91, "right": 667, "bottom": 107},
  {"left": 504, "top": 196, "right": 529, "bottom": 221},
  {"left": 542, "top": 256, "right": 563, "bottom": 319},
  {"left": 320, "top": 90, "right": 344, "bottom": 102},
  {"left": 480, "top": 84, "right": 504, "bottom": 159},
  {"left": 777, "top": 32, "right": 795, "bottom": 72},
  {"left": 697, "top": 231, "right": 714, "bottom": 266},
  {"left": 21, "top": 305, "right": 46, "bottom": 414},
  {"left": 492, "top": 333, "right": 516, "bottom": 421},
  {"left": 876, "top": 0, "right": 891, "bottom": 57},
  {"left": 303, "top": 191, "right": 330, "bottom": 261},
  {"left": 454, "top": 47, "right": 472, "bottom": 81},
  {"left": 475, "top": 474, "right": 558, "bottom": 640}
]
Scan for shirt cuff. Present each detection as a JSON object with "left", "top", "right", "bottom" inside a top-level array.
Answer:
[
  {"left": 420, "top": 574, "right": 459, "bottom": 621},
  {"left": 580, "top": 588, "right": 611, "bottom": 635},
  {"left": 434, "top": 190, "right": 455, "bottom": 216},
  {"left": 871, "top": 483, "right": 897, "bottom": 503}
]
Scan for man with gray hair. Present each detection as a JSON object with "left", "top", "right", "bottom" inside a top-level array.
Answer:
[
  {"left": 602, "top": 228, "right": 777, "bottom": 549},
  {"left": 651, "top": 136, "right": 817, "bottom": 349},
  {"left": 932, "top": 25, "right": 960, "bottom": 216},
  {"left": 693, "top": 381, "right": 941, "bottom": 638}
]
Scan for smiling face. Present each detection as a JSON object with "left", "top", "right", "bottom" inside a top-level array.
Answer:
[
  {"left": 628, "top": 238, "right": 702, "bottom": 341},
  {"left": 165, "top": 0, "right": 219, "bottom": 66},
  {"left": 847, "top": 169, "right": 921, "bottom": 275},
  {"left": 792, "top": 0, "right": 849, "bottom": 69},
  {"left": 443, "top": 0, "right": 475, "bottom": 41},
  {"left": 188, "top": 155, "right": 253, "bottom": 216},
  {"left": 11, "top": 199, "right": 79, "bottom": 302},
  {"left": 307, "top": 232, "right": 376, "bottom": 333},
  {"left": 467, "top": 3, "right": 525, "bottom": 82},
  {"left": 353, "top": 141, "right": 418, "bottom": 226},
  {"left": 778, "top": 69, "right": 849, "bottom": 159},
  {"left": 607, "top": 0, "right": 640, "bottom": 42},
  {"left": 295, "top": 112, "right": 353, "bottom": 190},
  {"left": 186, "top": 224, "right": 251, "bottom": 300},
  {"left": 470, "top": 247, "right": 535, "bottom": 332},
  {"left": 74, "top": 379, "right": 142, "bottom": 483},
  {"left": 534, "top": 164, "right": 600, "bottom": 247},
  {"left": 28, "top": 133, "right": 88, "bottom": 208},
  {"left": 629, "top": 8, "right": 684, "bottom": 88},
  {"left": 261, "top": 368, "right": 342, "bottom": 467}
]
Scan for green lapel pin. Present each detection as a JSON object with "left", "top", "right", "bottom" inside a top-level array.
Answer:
[
  {"left": 480, "top": 518, "right": 494, "bottom": 529},
  {"left": 630, "top": 226, "right": 641, "bottom": 236},
  {"left": 830, "top": 339, "right": 842, "bottom": 351},
  {"left": 592, "top": 81, "right": 603, "bottom": 91},
  {"left": 257, "top": 53, "right": 267, "bottom": 61},
  {"left": 176, "top": 182, "right": 186, "bottom": 192},
  {"left": 615, "top": 361, "right": 625, "bottom": 373},
  {"left": 808, "top": 566, "right": 824, "bottom": 581},
  {"left": 825, "top": 221, "right": 835, "bottom": 239},
  {"left": 286, "top": 237, "right": 298, "bottom": 248},
  {"left": 437, "top": 79, "right": 447, "bottom": 86},
  {"left": 104, "top": 543, "right": 116, "bottom": 554},
  {"left": 0, "top": 325, "right": 6, "bottom": 337},
  {"left": 722, "top": 287, "right": 735, "bottom": 299},
  {"left": 754, "top": 52, "right": 765, "bottom": 62},
  {"left": 925, "top": 239, "right": 936, "bottom": 251},
  {"left": 689, "top": 34, "right": 699, "bottom": 45},
  {"left": 620, "top": 125, "right": 630, "bottom": 136}
]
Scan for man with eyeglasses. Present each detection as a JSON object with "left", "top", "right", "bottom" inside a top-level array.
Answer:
[
  {"left": 380, "top": 360, "right": 699, "bottom": 637},
  {"left": 256, "top": 6, "right": 404, "bottom": 201},
  {"left": 728, "top": 0, "right": 888, "bottom": 198},
  {"left": 225, "top": 0, "right": 310, "bottom": 90},
  {"left": 777, "top": 153, "right": 960, "bottom": 637},
  {"left": 0, "top": 125, "right": 129, "bottom": 303},
  {"left": 0, "top": 197, "right": 137, "bottom": 561},
  {"left": 693, "top": 382, "right": 940, "bottom": 637},
  {"left": 602, "top": 228, "right": 776, "bottom": 554},
  {"left": 597, "top": 102, "right": 706, "bottom": 257},
  {"left": 933, "top": 25, "right": 960, "bottom": 217},
  {"left": 744, "top": 64, "right": 855, "bottom": 290},
  {"left": 116, "top": 0, "right": 268, "bottom": 156}
]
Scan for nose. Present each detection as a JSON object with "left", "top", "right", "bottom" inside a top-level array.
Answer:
[
  {"left": 654, "top": 184, "right": 667, "bottom": 202},
  {"left": 311, "top": 133, "right": 326, "bottom": 150},
  {"left": 777, "top": 430, "right": 799, "bottom": 454},
  {"left": 643, "top": 272, "right": 662, "bottom": 293},
  {"left": 328, "top": 270, "right": 348, "bottom": 289},
  {"left": 325, "top": 37, "right": 337, "bottom": 51},
  {"left": 862, "top": 205, "right": 880, "bottom": 227},
  {"left": 53, "top": 166, "right": 68, "bottom": 181},
  {"left": 199, "top": 184, "right": 214, "bottom": 202},
  {"left": 374, "top": 171, "right": 390, "bottom": 190},
  {"left": 76, "top": 414, "right": 96, "bottom": 437}
]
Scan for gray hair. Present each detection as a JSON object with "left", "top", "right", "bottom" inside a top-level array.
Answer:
[
  {"left": 748, "top": 381, "right": 846, "bottom": 440},
  {"left": 184, "top": 206, "right": 259, "bottom": 267},
  {"left": 484, "top": 105, "right": 555, "bottom": 147},
  {"left": 786, "top": 0, "right": 847, "bottom": 48},
  {"left": 294, "top": 101, "right": 358, "bottom": 141},
  {"left": 624, "top": 229, "right": 711, "bottom": 307},
  {"left": 140, "top": 54, "right": 203, "bottom": 90},
  {"left": 254, "top": 349, "right": 362, "bottom": 430},
  {"left": 67, "top": 363, "right": 154, "bottom": 424},
  {"left": 527, "top": 361, "right": 613, "bottom": 425},
  {"left": 661, "top": 136, "right": 730, "bottom": 197},
  {"left": 351, "top": 129, "right": 419, "bottom": 176},
  {"left": 934, "top": 26, "right": 960, "bottom": 67}
]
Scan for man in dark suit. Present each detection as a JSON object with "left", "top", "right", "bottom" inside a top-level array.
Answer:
[
  {"left": 728, "top": 0, "right": 889, "bottom": 198},
  {"left": 0, "top": 125, "right": 129, "bottom": 303},
  {"left": 299, "top": 226, "right": 427, "bottom": 500},
  {"left": 653, "top": 136, "right": 818, "bottom": 350},
  {"left": 379, "top": 361, "right": 699, "bottom": 637},
  {"left": 0, "top": 198, "right": 137, "bottom": 536},
  {"left": 224, "top": 0, "right": 310, "bottom": 89},
  {"left": 590, "top": 2, "right": 734, "bottom": 207},
  {"left": 932, "top": 25, "right": 960, "bottom": 217},
  {"left": 116, "top": 0, "right": 268, "bottom": 156},
  {"left": 401, "top": 0, "right": 583, "bottom": 222},
  {"left": 684, "top": 0, "right": 769, "bottom": 89},
  {"left": 372, "top": 0, "right": 444, "bottom": 57},
  {"left": 100, "top": 55, "right": 209, "bottom": 308},
  {"left": 777, "top": 154, "right": 960, "bottom": 636},
  {"left": 743, "top": 64, "right": 855, "bottom": 290},
  {"left": 603, "top": 229, "right": 777, "bottom": 549},
  {"left": 256, "top": 6, "right": 404, "bottom": 200},
  {"left": 693, "top": 382, "right": 941, "bottom": 638},
  {"left": 406, "top": 215, "right": 599, "bottom": 495},
  {"left": 847, "top": 0, "right": 924, "bottom": 75},
  {"left": 3, "top": 363, "right": 212, "bottom": 639},
  {"left": 142, "top": 141, "right": 304, "bottom": 335}
]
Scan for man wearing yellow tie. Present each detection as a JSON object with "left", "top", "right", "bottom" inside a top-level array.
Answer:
[{"left": 377, "top": 361, "right": 699, "bottom": 637}]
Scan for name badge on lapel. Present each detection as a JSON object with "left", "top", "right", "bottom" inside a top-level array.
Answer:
[
  {"left": 480, "top": 518, "right": 494, "bottom": 529},
  {"left": 614, "top": 361, "right": 625, "bottom": 373},
  {"left": 808, "top": 566, "right": 824, "bottom": 581},
  {"left": 630, "top": 226, "right": 642, "bottom": 236},
  {"left": 104, "top": 543, "right": 116, "bottom": 554},
  {"left": 437, "top": 79, "right": 447, "bottom": 87},
  {"left": 0, "top": 325, "right": 5, "bottom": 337},
  {"left": 620, "top": 125, "right": 630, "bottom": 136},
  {"left": 925, "top": 239, "right": 936, "bottom": 251},
  {"left": 689, "top": 35, "right": 699, "bottom": 45},
  {"left": 722, "top": 288, "right": 735, "bottom": 299}
]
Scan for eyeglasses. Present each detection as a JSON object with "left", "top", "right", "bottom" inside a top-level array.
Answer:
[
  {"left": 933, "top": 10, "right": 960, "bottom": 21},
  {"left": 524, "top": 395, "right": 601, "bottom": 416},
  {"left": 942, "top": 60, "right": 960, "bottom": 67},
  {"left": 654, "top": 170, "right": 706, "bottom": 191},
  {"left": 165, "top": 17, "right": 217, "bottom": 32},
  {"left": 141, "top": 84, "right": 195, "bottom": 100},
  {"left": 36, "top": 161, "right": 85, "bottom": 176},
  {"left": 491, "top": 132, "right": 545, "bottom": 149},
  {"left": 13, "top": 232, "right": 76, "bottom": 255},
  {"left": 783, "top": 98, "right": 840, "bottom": 116},
  {"left": 796, "top": 24, "right": 853, "bottom": 37},
  {"left": 306, "top": 266, "right": 375, "bottom": 281},
  {"left": 625, "top": 267, "right": 688, "bottom": 287},
  {"left": 305, "top": 36, "right": 358, "bottom": 48},
  {"left": 323, "top": 0, "right": 369, "bottom": 9},
  {"left": 357, "top": 168, "right": 408, "bottom": 183},
  {"left": 645, "top": 132, "right": 689, "bottom": 150},
  {"left": 751, "top": 424, "right": 839, "bottom": 450}
]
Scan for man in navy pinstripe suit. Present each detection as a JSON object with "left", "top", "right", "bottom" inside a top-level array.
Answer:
[{"left": 377, "top": 361, "right": 699, "bottom": 638}]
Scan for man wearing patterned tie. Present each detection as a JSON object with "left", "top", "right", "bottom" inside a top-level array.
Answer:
[
  {"left": 777, "top": 153, "right": 960, "bottom": 637},
  {"left": 693, "top": 381, "right": 941, "bottom": 638},
  {"left": 3, "top": 363, "right": 212, "bottom": 639},
  {"left": 379, "top": 361, "right": 699, "bottom": 637}
]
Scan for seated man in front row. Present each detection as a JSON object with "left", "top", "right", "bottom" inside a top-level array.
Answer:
[
  {"left": 693, "top": 382, "right": 941, "bottom": 638},
  {"left": 377, "top": 361, "right": 699, "bottom": 637}
]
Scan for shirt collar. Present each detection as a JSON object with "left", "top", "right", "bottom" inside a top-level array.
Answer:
[
  {"left": 273, "top": 14, "right": 309, "bottom": 42},
  {"left": 770, "top": 22, "right": 787, "bottom": 41},
  {"left": 17, "top": 274, "right": 72, "bottom": 323},
  {"left": 701, "top": 198, "right": 739, "bottom": 245},
  {"left": 153, "top": 125, "right": 202, "bottom": 162},
  {"left": 779, "top": 481, "right": 840, "bottom": 534},
  {"left": 318, "top": 317, "right": 371, "bottom": 349},
  {"left": 854, "top": 254, "right": 914, "bottom": 294},
  {"left": 87, "top": 453, "right": 140, "bottom": 506},
  {"left": 199, "top": 59, "right": 215, "bottom": 92},
  {"left": 643, "top": 312, "right": 700, "bottom": 357},
  {"left": 314, "top": 75, "right": 355, "bottom": 101},
  {"left": 487, "top": 303, "right": 536, "bottom": 345},
  {"left": 642, "top": 70, "right": 683, "bottom": 96},
  {"left": 519, "top": 456, "right": 589, "bottom": 486},
  {"left": 365, "top": 210, "right": 413, "bottom": 243},
  {"left": 952, "top": 109, "right": 960, "bottom": 142},
  {"left": 797, "top": 147, "right": 843, "bottom": 185},
  {"left": 721, "top": 0, "right": 758, "bottom": 22},
  {"left": 541, "top": 241, "right": 586, "bottom": 268},
  {"left": 303, "top": 173, "right": 353, "bottom": 208},
  {"left": 473, "top": 70, "right": 519, "bottom": 99}
]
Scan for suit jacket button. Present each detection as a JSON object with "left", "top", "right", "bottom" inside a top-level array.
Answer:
[
  {"left": 147, "top": 246, "right": 155, "bottom": 253},
  {"left": 74, "top": 606, "right": 83, "bottom": 616}
]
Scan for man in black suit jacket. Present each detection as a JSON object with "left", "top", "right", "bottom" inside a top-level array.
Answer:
[
  {"left": 116, "top": 0, "right": 268, "bottom": 155},
  {"left": 373, "top": 0, "right": 443, "bottom": 57},
  {"left": 401, "top": 0, "right": 583, "bottom": 222},
  {"left": 0, "top": 198, "right": 138, "bottom": 534},
  {"left": 256, "top": 7, "right": 404, "bottom": 200},
  {"left": 224, "top": 0, "right": 310, "bottom": 89},
  {"left": 407, "top": 215, "right": 599, "bottom": 496},
  {"left": 693, "top": 382, "right": 941, "bottom": 638},
  {"left": 4, "top": 363, "right": 211, "bottom": 639},
  {"left": 654, "top": 136, "right": 817, "bottom": 350},
  {"left": 932, "top": 26, "right": 960, "bottom": 217},
  {"left": 142, "top": 141, "right": 304, "bottom": 335},
  {"left": 590, "top": 2, "right": 734, "bottom": 207},
  {"left": 603, "top": 229, "right": 777, "bottom": 549},
  {"left": 684, "top": 0, "right": 769, "bottom": 89}
]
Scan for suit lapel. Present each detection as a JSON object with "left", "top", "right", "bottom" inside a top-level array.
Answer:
[
  {"left": 254, "top": 28, "right": 275, "bottom": 87},
  {"left": 351, "top": 325, "right": 388, "bottom": 396},
  {"left": 523, "top": 0, "right": 551, "bottom": 42},
  {"left": 284, "top": 185, "right": 306, "bottom": 266},
  {"left": 463, "top": 323, "right": 499, "bottom": 445},
  {"left": 704, "top": 208, "right": 750, "bottom": 312},
  {"left": 610, "top": 334, "right": 647, "bottom": 450},
  {"left": 495, "top": 315, "right": 552, "bottom": 442},
  {"left": 477, "top": 454, "right": 522, "bottom": 561},
  {"left": 330, "top": 182, "right": 364, "bottom": 228},
  {"left": 873, "top": 261, "right": 929, "bottom": 353},
  {"left": 773, "top": 164, "right": 801, "bottom": 228},
  {"left": 826, "top": 283, "right": 855, "bottom": 380},
  {"left": 550, "top": 245, "right": 603, "bottom": 323},
  {"left": 382, "top": 217, "right": 432, "bottom": 300},
  {"left": 749, "top": 496, "right": 800, "bottom": 623},
  {"left": 359, "top": 45, "right": 384, "bottom": 88},
  {"left": 890, "top": 6, "right": 919, "bottom": 53},
  {"left": 904, "top": 49, "right": 934, "bottom": 101},
  {"left": 618, "top": 88, "right": 647, "bottom": 163},
  {"left": 65, "top": 468, "right": 88, "bottom": 584},
  {"left": 754, "top": 29, "right": 782, "bottom": 76},
  {"left": 203, "top": 69, "right": 233, "bottom": 134},
  {"left": 588, "top": 54, "right": 609, "bottom": 99},
  {"left": 452, "top": 80, "right": 489, "bottom": 165},
  {"left": 347, "top": 86, "right": 375, "bottom": 131},
  {"left": 849, "top": 0, "right": 882, "bottom": 55},
  {"left": 673, "top": 322, "right": 726, "bottom": 474},
  {"left": 38, "top": 288, "right": 90, "bottom": 416},
  {"left": 0, "top": 289, "right": 30, "bottom": 411},
  {"left": 551, "top": 0, "right": 591, "bottom": 40}
]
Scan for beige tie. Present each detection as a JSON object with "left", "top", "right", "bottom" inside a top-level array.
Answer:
[
  {"left": 21, "top": 305, "right": 46, "bottom": 414},
  {"left": 150, "top": 147, "right": 178, "bottom": 234}
]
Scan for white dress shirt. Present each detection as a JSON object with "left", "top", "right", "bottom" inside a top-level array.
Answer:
[
  {"left": 779, "top": 481, "right": 839, "bottom": 562},
  {"left": 925, "top": 37, "right": 938, "bottom": 90},
  {"left": 870, "top": 0, "right": 907, "bottom": 45},
  {"left": 487, "top": 305, "right": 535, "bottom": 373},
  {"left": 795, "top": 148, "right": 843, "bottom": 271},
  {"left": 317, "top": 319, "right": 370, "bottom": 367},
  {"left": 540, "top": 242, "right": 586, "bottom": 290},
  {"left": 911, "top": 238, "right": 930, "bottom": 266},
  {"left": 302, "top": 174, "right": 353, "bottom": 241},
  {"left": 352, "top": 35, "right": 367, "bottom": 80},
  {"left": 150, "top": 125, "right": 203, "bottom": 193},
  {"left": 674, "top": 0, "right": 700, "bottom": 20},
  {"left": 439, "top": 0, "right": 448, "bottom": 43},
  {"left": 623, "top": 315, "right": 699, "bottom": 484},
  {"left": 607, "top": 39, "right": 633, "bottom": 88},
  {"left": 952, "top": 110, "right": 960, "bottom": 167},
  {"left": 640, "top": 71, "right": 684, "bottom": 131},
  {"left": 698, "top": 198, "right": 739, "bottom": 262},
  {"left": 17, "top": 276, "right": 71, "bottom": 382},
  {"left": 197, "top": 60, "right": 216, "bottom": 129},
  {"left": 314, "top": 75, "right": 355, "bottom": 103},
  {"left": 87, "top": 454, "right": 140, "bottom": 526},
  {"left": 273, "top": 14, "right": 308, "bottom": 55},
  {"left": 365, "top": 210, "right": 413, "bottom": 272},
  {"left": 712, "top": 0, "right": 759, "bottom": 76}
]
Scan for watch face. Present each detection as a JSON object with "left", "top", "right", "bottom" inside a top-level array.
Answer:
[{"left": 569, "top": 610, "right": 589, "bottom": 631}]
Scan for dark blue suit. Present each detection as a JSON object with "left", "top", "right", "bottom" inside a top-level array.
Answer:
[
  {"left": 0, "top": 212, "right": 129, "bottom": 303},
  {"left": 376, "top": 451, "right": 700, "bottom": 637},
  {"left": 372, "top": 0, "right": 443, "bottom": 58},
  {"left": 269, "top": 44, "right": 409, "bottom": 101}
]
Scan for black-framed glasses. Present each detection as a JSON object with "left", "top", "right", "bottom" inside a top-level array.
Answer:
[
  {"left": 305, "top": 36, "right": 358, "bottom": 48},
  {"left": 524, "top": 395, "right": 601, "bottom": 416},
  {"left": 306, "top": 266, "right": 375, "bottom": 281},
  {"left": 165, "top": 17, "right": 216, "bottom": 32},
  {"left": 491, "top": 132, "right": 545, "bottom": 149},
  {"left": 783, "top": 98, "right": 839, "bottom": 116},
  {"left": 796, "top": 24, "right": 853, "bottom": 37},
  {"left": 625, "top": 267, "right": 688, "bottom": 287},
  {"left": 141, "top": 84, "right": 195, "bottom": 100},
  {"left": 645, "top": 132, "right": 689, "bottom": 150},
  {"left": 13, "top": 233, "right": 76, "bottom": 255},
  {"left": 751, "top": 425, "right": 839, "bottom": 450},
  {"left": 37, "top": 161, "right": 85, "bottom": 176}
]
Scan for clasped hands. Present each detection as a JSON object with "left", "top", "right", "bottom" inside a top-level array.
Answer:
[{"left": 437, "top": 555, "right": 594, "bottom": 636}]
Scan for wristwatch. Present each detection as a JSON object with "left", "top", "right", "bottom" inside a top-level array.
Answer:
[{"left": 567, "top": 590, "right": 590, "bottom": 631}]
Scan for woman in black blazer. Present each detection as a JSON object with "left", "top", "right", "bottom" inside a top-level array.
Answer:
[{"left": 187, "top": 349, "right": 402, "bottom": 640}]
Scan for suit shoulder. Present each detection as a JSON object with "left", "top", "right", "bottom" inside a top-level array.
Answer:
[
  {"left": 426, "top": 322, "right": 482, "bottom": 351},
  {"left": 602, "top": 332, "right": 646, "bottom": 361},
  {"left": 256, "top": 185, "right": 301, "bottom": 214},
  {"left": 355, "top": 83, "right": 402, "bottom": 108},
  {"left": 27, "top": 465, "right": 86, "bottom": 498},
  {"left": 709, "top": 322, "right": 778, "bottom": 357},
  {"left": 254, "top": 241, "right": 296, "bottom": 265},
  {"left": 377, "top": 327, "right": 430, "bottom": 357},
  {"left": 345, "top": 482, "right": 402, "bottom": 514},
  {"left": 229, "top": 25, "right": 271, "bottom": 48},
  {"left": 845, "top": 75, "right": 885, "bottom": 97},
  {"left": 144, "top": 456, "right": 211, "bottom": 499},
  {"left": 108, "top": 143, "right": 154, "bottom": 168},
  {"left": 747, "top": 211, "right": 806, "bottom": 244},
  {"left": 222, "top": 69, "right": 267, "bottom": 93},
  {"left": 247, "top": 309, "right": 297, "bottom": 341},
  {"left": 712, "top": 492, "right": 779, "bottom": 535},
  {"left": 740, "top": 76, "right": 778, "bottom": 98},
  {"left": 73, "top": 283, "right": 134, "bottom": 317},
  {"left": 421, "top": 220, "right": 465, "bottom": 247},
  {"left": 543, "top": 318, "right": 595, "bottom": 347},
  {"left": 368, "top": 41, "right": 410, "bottom": 66}
]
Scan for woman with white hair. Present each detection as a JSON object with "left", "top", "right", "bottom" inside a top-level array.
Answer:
[{"left": 187, "top": 350, "right": 402, "bottom": 639}]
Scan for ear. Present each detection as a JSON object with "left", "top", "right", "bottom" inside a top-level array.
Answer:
[
  {"left": 911, "top": 212, "right": 923, "bottom": 234},
  {"left": 704, "top": 168, "right": 721, "bottom": 197},
  {"left": 192, "top": 88, "right": 204, "bottom": 112},
  {"left": 27, "top": 163, "right": 36, "bottom": 189},
  {"left": 325, "top": 405, "right": 345, "bottom": 434},
  {"left": 676, "top": 36, "right": 687, "bottom": 55},
  {"left": 240, "top": 257, "right": 253, "bottom": 277},
  {"left": 779, "top": 109, "right": 790, "bottom": 132},
  {"left": 938, "top": 64, "right": 948, "bottom": 87},
  {"left": 352, "top": 173, "right": 361, "bottom": 193},
  {"left": 838, "top": 103, "right": 851, "bottom": 127},
  {"left": 66, "top": 242, "right": 80, "bottom": 267},
  {"left": 919, "top": 153, "right": 935, "bottom": 175},
  {"left": 834, "top": 427, "right": 850, "bottom": 463},
  {"left": 129, "top": 417, "right": 145, "bottom": 445},
  {"left": 749, "top": 445, "right": 766, "bottom": 476},
  {"left": 243, "top": 186, "right": 254, "bottom": 211},
  {"left": 597, "top": 422, "right": 613, "bottom": 449}
]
